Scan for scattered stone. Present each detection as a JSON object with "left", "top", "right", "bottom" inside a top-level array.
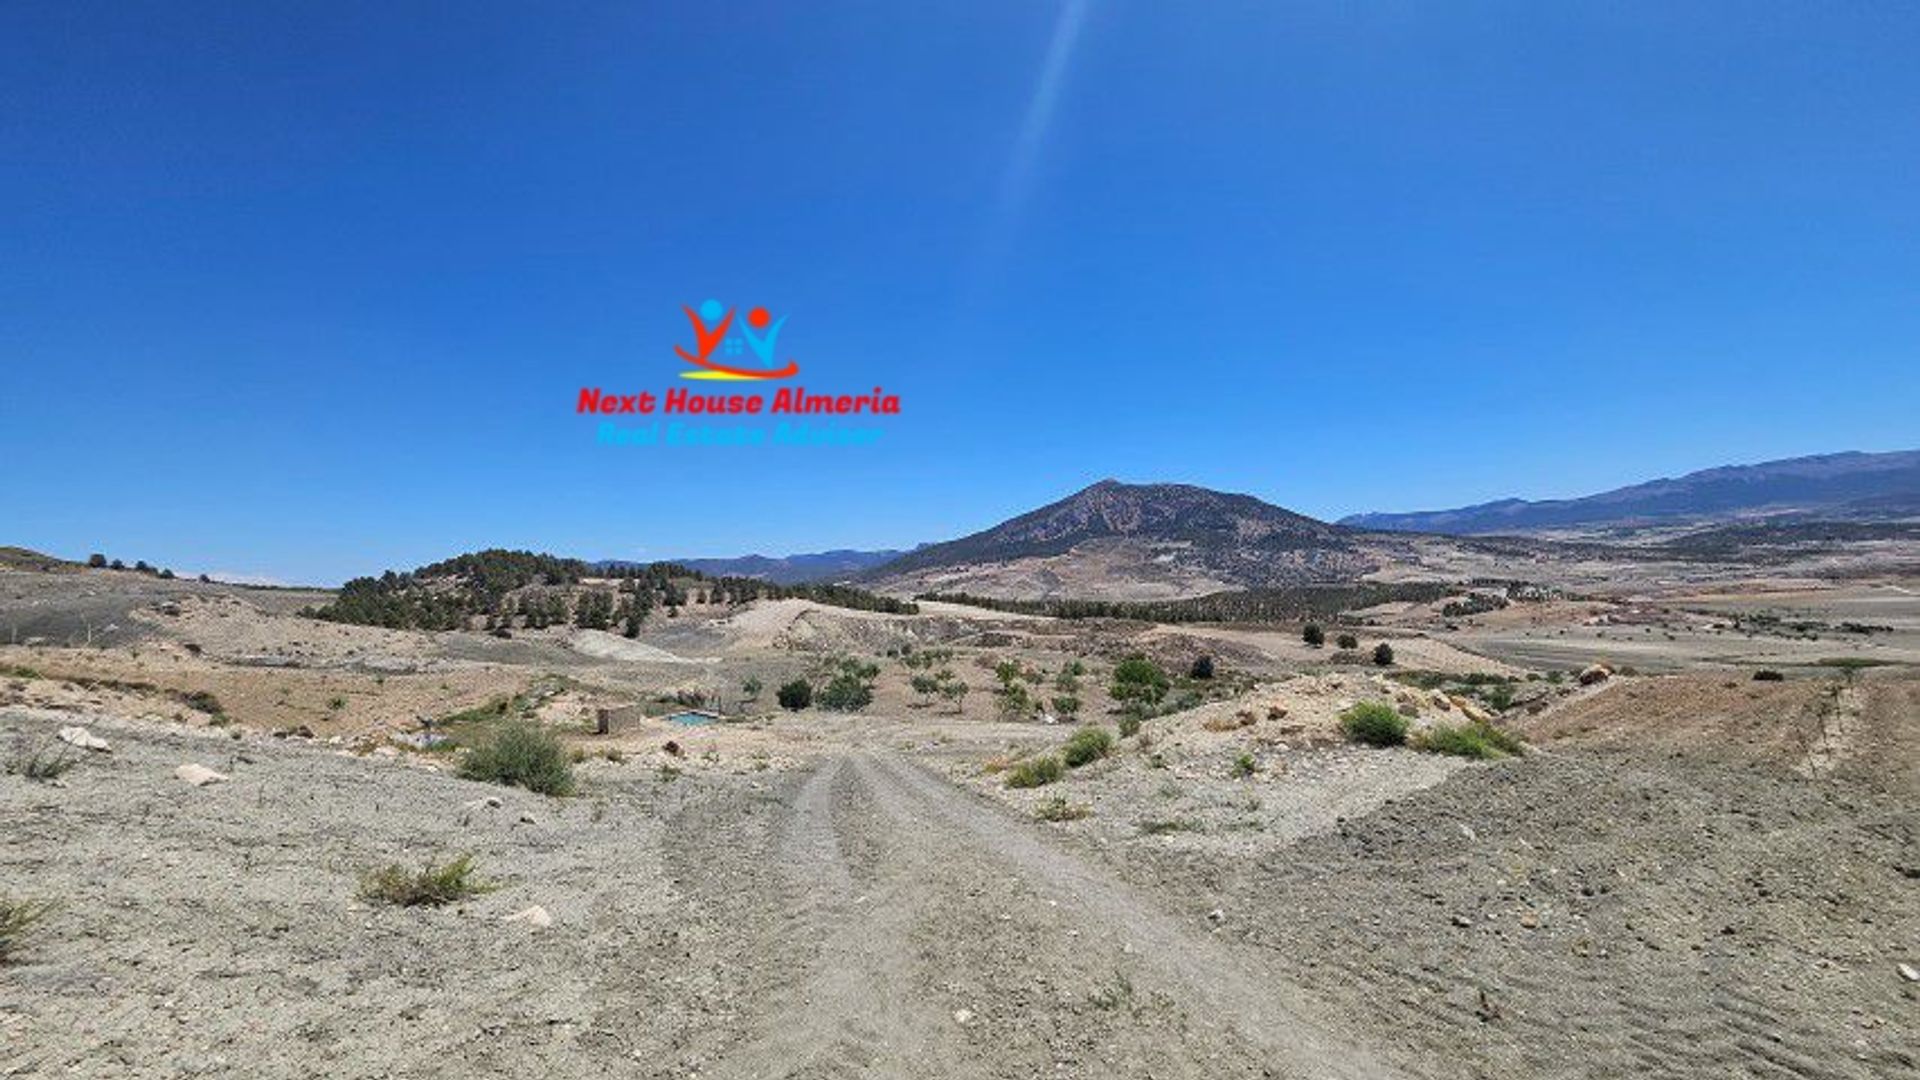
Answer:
[
  {"left": 175, "top": 763, "right": 229, "bottom": 787},
  {"left": 952, "top": 1008, "right": 975, "bottom": 1026},
  {"left": 1899, "top": 963, "right": 1919, "bottom": 983},
  {"left": 501, "top": 905, "right": 552, "bottom": 928},
  {"left": 663, "top": 740, "right": 683, "bottom": 758},
  {"left": 1453, "top": 914, "right": 1474, "bottom": 928},
  {"left": 272, "top": 725, "right": 315, "bottom": 739},
  {"left": 1205, "top": 907, "right": 1226, "bottom": 925},
  {"left": 519, "top": 812, "right": 536, "bottom": 825},
  {"left": 1578, "top": 663, "right": 1612, "bottom": 686},
  {"left": 57, "top": 726, "right": 111, "bottom": 753},
  {"left": 1519, "top": 910, "right": 1541, "bottom": 929}
]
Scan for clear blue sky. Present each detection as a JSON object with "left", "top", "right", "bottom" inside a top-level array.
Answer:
[{"left": 4, "top": 3, "right": 1916, "bottom": 585}]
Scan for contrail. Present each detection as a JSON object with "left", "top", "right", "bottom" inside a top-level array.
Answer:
[{"left": 962, "top": 0, "right": 1093, "bottom": 302}]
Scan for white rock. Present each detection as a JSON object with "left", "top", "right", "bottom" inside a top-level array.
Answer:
[
  {"left": 952, "top": 1008, "right": 975, "bottom": 1025},
  {"left": 175, "top": 763, "right": 229, "bottom": 787},
  {"left": 1899, "top": 962, "right": 1920, "bottom": 982},
  {"left": 501, "top": 905, "right": 553, "bottom": 928},
  {"left": 57, "top": 726, "right": 111, "bottom": 753}
]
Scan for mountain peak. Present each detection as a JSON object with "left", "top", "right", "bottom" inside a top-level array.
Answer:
[{"left": 867, "top": 480, "right": 1367, "bottom": 595}]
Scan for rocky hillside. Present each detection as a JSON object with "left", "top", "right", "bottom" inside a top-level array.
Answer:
[
  {"left": 864, "top": 480, "right": 1377, "bottom": 600},
  {"left": 1342, "top": 449, "right": 1920, "bottom": 535}
]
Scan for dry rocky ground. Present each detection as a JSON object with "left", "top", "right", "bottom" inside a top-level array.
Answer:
[{"left": 3, "top": 566, "right": 1918, "bottom": 1078}]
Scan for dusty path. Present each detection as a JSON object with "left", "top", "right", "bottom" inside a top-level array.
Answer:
[{"left": 673, "top": 750, "right": 1406, "bottom": 1080}]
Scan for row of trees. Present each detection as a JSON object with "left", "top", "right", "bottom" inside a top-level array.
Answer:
[
  {"left": 309, "top": 548, "right": 917, "bottom": 631},
  {"left": 920, "top": 582, "right": 1454, "bottom": 625}
]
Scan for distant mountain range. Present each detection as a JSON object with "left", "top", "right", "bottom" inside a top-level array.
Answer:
[
  {"left": 657, "top": 450, "right": 1919, "bottom": 598},
  {"left": 668, "top": 549, "right": 909, "bottom": 585},
  {"left": 1340, "top": 450, "right": 1920, "bottom": 535}
]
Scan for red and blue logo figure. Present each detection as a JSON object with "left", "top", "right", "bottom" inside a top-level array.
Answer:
[{"left": 675, "top": 298, "right": 799, "bottom": 381}]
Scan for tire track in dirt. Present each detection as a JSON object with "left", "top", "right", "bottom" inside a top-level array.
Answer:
[
  {"left": 711, "top": 757, "right": 960, "bottom": 1079},
  {"left": 850, "top": 751, "right": 1408, "bottom": 1080}
]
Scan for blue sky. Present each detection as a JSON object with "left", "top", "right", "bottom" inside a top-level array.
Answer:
[{"left": 3, "top": 3, "right": 1916, "bottom": 585}]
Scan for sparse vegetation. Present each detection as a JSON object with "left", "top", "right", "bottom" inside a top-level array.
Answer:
[
  {"left": 1061, "top": 726, "right": 1114, "bottom": 768},
  {"left": 7, "top": 744, "right": 79, "bottom": 782},
  {"left": 1413, "top": 721, "right": 1524, "bottom": 760},
  {"left": 1336, "top": 632, "right": 1359, "bottom": 650},
  {"left": 1752, "top": 669, "right": 1785, "bottom": 681},
  {"left": 457, "top": 721, "right": 576, "bottom": 796},
  {"left": 1137, "top": 817, "right": 1201, "bottom": 835},
  {"left": 1230, "top": 752, "right": 1258, "bottom": 778},
  {"left": 357, "top": 854, "right": 493, "bottom": 907},
  {"left": 0, "top": 897, "right": 58, "bottom": 963},
  {"left": 1340, "top": 701, "right": 1409, "bottom": 747},
  {"left": 1302, "top": 623, "right": 1325, "bottom": 647},
  {"left": 1034, "top": 796, "right": 1089, "bottom": 822},
  {"left": 1188, "top": 655, "right": 1214, "bottom": 679},
  {"left": 1372, "top": 642, "right": 1395, "bottom": 666},
  {"left": 1004, "top": 755, "right": 1064, "bottom": 789}
]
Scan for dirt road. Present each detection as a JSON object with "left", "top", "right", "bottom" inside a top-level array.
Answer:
[{"left": 688, "top": 751, "right": 1403, "bottom": 1079}]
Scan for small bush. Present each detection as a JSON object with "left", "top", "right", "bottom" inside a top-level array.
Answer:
[
  {"left": 1414, "top": 721, "right": 1523, "bottom": 760},
  {"left": 1752, "top": 669, "right": 1785, "bottom": 682},
  {"left": 7, "top": 744, "right": 78, "bottom": 782},
  {"left": 1302, "top": 624, "right": 1325, "bottom": 647},
  {"left": 818, "top": 672, "right": 874, "bottom": 712},
  {"left": 1034, "top": 796, "right": 1089, "bottom": 822},
  {"left": 1116, "top": 712, "right": 1143, "bottom": 738},
  {"left": 457, "top": 722, "right": 576, "bottom": 796},
  {"left": 1110, "top": 656, "right": 1169, "bottom": 704},
  {"left": 1372, "top": 642, "right": 1395, "bottom": 666},
  {"left": 776, "top": 679, "right": 813, "bottom": 711},
  {"left": 1137, "top": 817, "right": 1200, "bottom": 835},
  {"left": 1340, "top": 701, "right": 1409, "bottom": 747},
  {"left": 1189, "top": 655, "right": 1215, "bottom": 680},
  {"left": 1336, "top": 633, "right": 1359, "bottom": 650},
  {"left": 1061, "top": 727, "right": 1114, "bottom": 768},
  {"left": 1230, "top": 753, "right": 1258, "bottom": 778},
  {"left": 0, "top": 897, "right": 58, "bottom": 964},
  {"left": 358, "top": 854, "right": 493, "bottom": 907},
  {"left": 1004, "top": 755, "right": 1064, "bottom": 789}
]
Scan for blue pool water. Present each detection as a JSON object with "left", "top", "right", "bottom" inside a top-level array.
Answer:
[{"left": 665, "top": 712, "right": 715, "bottom": 727}]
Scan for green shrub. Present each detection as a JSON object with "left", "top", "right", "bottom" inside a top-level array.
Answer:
[
  {"left": 1061, "top": 726, "right": 1114, "bottom": 768},
  {"left": 1414, "top": 721, "right": 1524, "bottom": 760},
  {"left": 1303, "top": 623, "right": 1325, "bottom": 647},
  {"left": 1230, "top": 752, "right": 1258, "bottom": 778},
  {"left": 6, "top": 744, "right": 78, "bottom": 782},
  {"left": 358, "top": 854, "right": 493, "bottom": 907},
  {"left": 818, "top": 671, "right": 874, "bottom": 712},
  {"left": 1372, "top": 642, "right": 1395, "bottom": 667},
  {"left": 457, "top": 722, "right": 576, "bottom": 796},
  {"left": 1340, "top": 701, "right": 1409, "bottom": 747},
  {"left": 1004, "top": 755, "right": 1064, "bottom": 789},
  {"left": 0, "top": 897, "right": 57, "bottom": 963},
  {"left": 1189, "top": 655, "right": 1215, "bottom": 679},
  {"left": 1336, "top": 633, "right": 1359, "bottom": 650},
  {"left": 1116, "top": 712, "right": 1143, "bottom": 738},
  {"left": 1110, "top": 656, "right": 1169, "bottom": 704},
  {"left": 776, "top": 679, "right": 813, "bottom": 710},
  {"left": 1752, "top": 669, "right": 1785, "bottom": 682}
]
